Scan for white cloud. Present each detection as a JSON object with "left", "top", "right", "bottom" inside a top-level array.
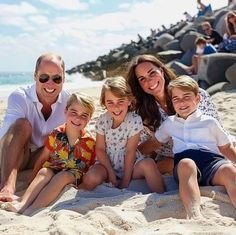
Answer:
[
  {"left": 0, "top": 0, "right": 228, "bottom": 72},
  {"left": 119, "top": 3, "right": 131, "bottom": 9},
  {"left": 28, "top": 15, "right": 49, "bottom": 25},
  {"left": 39, "top": 0, "right": 89, "bottom": 10},
  {"left": 0, "top": 2, "right": 38, "bottom": 16}
]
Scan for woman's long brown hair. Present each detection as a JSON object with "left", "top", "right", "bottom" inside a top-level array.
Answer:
[{"left": 126, "top": 54, "right": 176, "bottom": 131}]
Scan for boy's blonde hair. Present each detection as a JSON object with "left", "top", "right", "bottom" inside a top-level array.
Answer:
[
  {"left": 66, "top": 93, "right": 95, "bottom": 116},
  {"left": 100, "top": 76, "right": 134, "bottom": 110},
  {"left": 195, "top": 37, "right": 207, "bottom": 45},
  {"left": 168, "top": 75, "right": 199, "bottom": 97}
]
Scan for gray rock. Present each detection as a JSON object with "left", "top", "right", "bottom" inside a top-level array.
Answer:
[
  {"left": 198, "top": 53, "right": 236, "bottom": 86},
  {"left": 180, "top": 31, "right": 202, "bottom": 52},
  {"left": 180, "top": 49, "right": 195, "bottom": 66},
  {"left": 206, "top": 82, "right": 232, "bottom": 95},
  {"left": 163, "top": 39, "right": 181, "bottom": 51},
  {"left": 157, "top": 50, "right": 183, "bottom": 63},
  {"left": 169, "top": 61, "right": 189, "bottom": 76},
  {"left": 214, "top": 11, "right": 228, "bottom": 37},
  {"left": 225, "top": 62, "right": 236, "bottom": 88},
  {"left": 153, "top": 33, "right": 174, "bottom": 50}
]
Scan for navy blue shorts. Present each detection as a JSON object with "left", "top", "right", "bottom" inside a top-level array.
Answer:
[{"left": 173, "top": 149, "right": 228, "bottom": 186}]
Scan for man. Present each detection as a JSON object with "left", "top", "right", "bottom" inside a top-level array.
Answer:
[
  {"left": 0, "top": 53, "right": 70, "bottom": 202},
  {"left": 201, "top": 21, "right": 223, "bottom": 46}
]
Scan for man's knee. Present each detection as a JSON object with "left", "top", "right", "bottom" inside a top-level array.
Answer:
[{"left": 10, "top": 119, "right": 32, "bottom": 137}]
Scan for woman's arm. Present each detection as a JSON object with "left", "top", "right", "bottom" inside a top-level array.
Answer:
[
  {"left": 198, "top": 88, "right": 221, "bottom": 122},
  {"left": 138, "top": 135, "right": 161, "bottom": 156},
  {"left": 119, "top": 132, "right": 140, "bottom": 189},
  {"left": 95, "top": 133, "right": 116, "bottom": 186}
]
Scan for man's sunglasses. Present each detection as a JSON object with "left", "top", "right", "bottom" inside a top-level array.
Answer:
[{"left": 38, "top": 74, "right": 63, "bottom": 84}]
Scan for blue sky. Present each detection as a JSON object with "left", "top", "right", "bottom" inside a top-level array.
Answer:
[{"left": 0, "top": 0, "right": 228, "bottom": 72}]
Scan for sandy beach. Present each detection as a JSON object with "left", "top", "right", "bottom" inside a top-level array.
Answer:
[{"left": 0, "top": 86, "right": 236, "bottom": 235}]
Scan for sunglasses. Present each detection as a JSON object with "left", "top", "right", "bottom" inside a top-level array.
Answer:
[{"left": 38, "top": 74, "right": 63, "bottom": 84}]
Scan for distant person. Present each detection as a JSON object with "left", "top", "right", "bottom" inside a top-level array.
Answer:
[
  {"left": 183, "top": 11, "right": 194, "bottom": 22},
  {"left": 0, "top": 53, "right": 70, "bottom": 202},
  {"left": 1, "top": 93, "right": 96, "bottom": 215},
  {"left": 185, "top": 37, "right": 217, "bottom": 75},
  {"left": 155, "top": 75, "right": 236, "bottom": 219},
  {"left": 219, "top": 11, "right": 236, "bottom": 52},
  {"left": 78, "top": 76, "right": 165, "bottom": 193},
  {"left": 225, "top": 11, "right": 236, "bottom": 39},
  {"left": 201, "top": 21, "right": 223, "bottom": 45},
  {"left": 197, "top": 0, "right": 213, "bottom": 17}
]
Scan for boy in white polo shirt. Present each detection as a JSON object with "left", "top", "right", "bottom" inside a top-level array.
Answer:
[{"left": 155, "top": 75, "right": 236, "bottom": 219}]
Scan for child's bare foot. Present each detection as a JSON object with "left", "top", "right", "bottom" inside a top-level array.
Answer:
[
  {"left": 1, "top": 201, "right": 24, "bottom": 213},
  {"left": 186, "top": 205, "right": 203, "bottom": 220}
]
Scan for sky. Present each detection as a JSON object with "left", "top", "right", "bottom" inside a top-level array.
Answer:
[{"left": 0, "top": 0, "right": 229, "bottom": 72}]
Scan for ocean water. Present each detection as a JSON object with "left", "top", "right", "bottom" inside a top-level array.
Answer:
[{"left": 0, "top": 72, "right": 103, "bottom": 100}]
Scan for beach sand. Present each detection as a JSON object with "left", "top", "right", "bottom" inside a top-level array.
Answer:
[{"left": 0, "top": 86, "right": 236, "bottom": 235}]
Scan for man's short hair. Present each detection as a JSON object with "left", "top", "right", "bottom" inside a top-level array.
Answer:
[{"left": 34, "top": 53, "right": 65, "bottom": 76}]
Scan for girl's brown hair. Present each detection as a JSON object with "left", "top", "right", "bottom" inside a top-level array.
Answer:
[{"left": 100, "top": 76, "right": 134, "bottom": 111}]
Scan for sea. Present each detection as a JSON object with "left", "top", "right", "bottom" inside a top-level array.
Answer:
[{"left": 0, "top": 72, "right": 103, "bottom": 101}]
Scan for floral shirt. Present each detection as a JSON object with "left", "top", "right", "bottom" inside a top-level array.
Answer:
[{"left": 43, "top": 124, "right": 96, "bottom": 180}]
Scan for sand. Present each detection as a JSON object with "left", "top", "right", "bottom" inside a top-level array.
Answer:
[{"left": 0, "top": 86, "right": 236, "bottom": 235}]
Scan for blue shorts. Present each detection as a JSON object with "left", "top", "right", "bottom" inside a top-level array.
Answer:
[{"left": 173, "top": 149, "right": 228, "bottom": 186}]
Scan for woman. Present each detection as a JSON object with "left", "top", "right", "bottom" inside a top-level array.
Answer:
[
  {"left": 219, "top": 11, "right": 236, "bottom": 52},
  {"left": 225, "top": 11, "right": 236, "bottom": 39},
  {"left": 126, "top": 54, "right": 220, "bottom": 174}
]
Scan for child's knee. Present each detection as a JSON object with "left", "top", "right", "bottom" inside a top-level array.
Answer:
[
  {"left": 37, "top": 168, "right": 53, "bottom": 178},
  {"left": 81, "top": 173, "right": 103, "bottom": 190},
  {"left": 177, "top": 159, "right": 197, "bottom": 176},
  {"left": 139, "top": 158, "right": 156, "bottom": 170}
]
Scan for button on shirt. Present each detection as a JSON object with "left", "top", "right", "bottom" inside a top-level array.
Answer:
[
  {"left": 0, "top": 84, "right": 70, "bottom": 150},
  {"left": 155, "top": 109, "right": 231, "bottom": 155}
]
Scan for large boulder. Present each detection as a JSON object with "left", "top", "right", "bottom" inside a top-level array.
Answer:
[
  {"left": 197, "top": 53, "right": 236, "bottom": 87},
  {"left": 153, "top": 33, "right": 174, "bottom": 50},
  {"left": 225, "top": 62, "right": 236, "bottom": 88},
  {"left": 180, "top": 31, "right": 202, "bottom": 52},
  {"left": 157, "top": 50, "right": 183, "bottom": 64},
  {"left": 163, "top": 39, "right": 181, "bottom": 51},
  {"left": 180, "top": 49, "right": 195, "bottom": 66},
  {"left": 214, "top": 11, "right": 228, "bottom": 37}
]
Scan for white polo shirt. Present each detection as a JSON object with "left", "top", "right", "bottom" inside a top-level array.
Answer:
[
  {"left": 0, "top": 84, "right": 70, "bottom": 150},
  {"left": 155, "top": 109, "right": 231, "bottom": 155}
]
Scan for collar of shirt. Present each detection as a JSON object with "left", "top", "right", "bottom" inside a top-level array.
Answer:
[{"left": 174, "top": 109, "right": 202, "bottom": 123}]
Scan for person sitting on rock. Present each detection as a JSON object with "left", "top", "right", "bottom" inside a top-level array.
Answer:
[
  {"left": 197, "top": 0, "right": 213, "bottom": 17},
  {"left": 201, "top": 21, "right": 223, "bottom": 46},
  {"left": 218, "top": 11, "right": 236, "bottom": 52},
  {"left": 185, "top": 37, "right": 217, "bottom": 75}
]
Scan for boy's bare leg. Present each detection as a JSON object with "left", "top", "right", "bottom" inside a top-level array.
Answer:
[
  {"left": 0, "top": 119, "right": 32, "bottom": 202},
  {"left": 3, "top": 168, "right": 54, "bottom": 213},
  {"left": 211, "top": 163, "right": 236, "bottom": 207},
  {"left": 177, "top": 159, "right": 202, "bottom": 219},
  {"left": 132, "top": 158, "right": 165, "bottom": 193},
  {"left": 23, "top": 171, "right": 75, "bottom": 216},
  {"left": 78, "top": 164, "right": 107, "bottom": 190}
]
